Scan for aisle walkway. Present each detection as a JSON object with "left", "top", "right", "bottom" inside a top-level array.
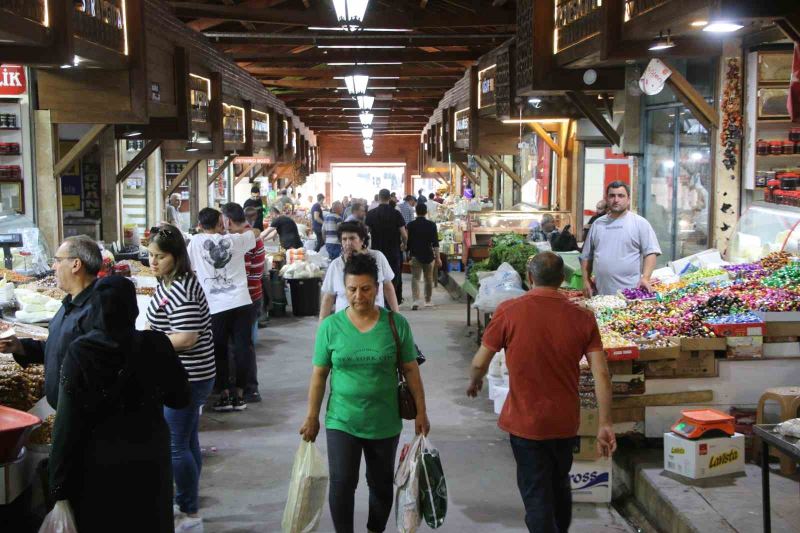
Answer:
[{"left": 197, "top": 282, "right": 633, "bottom": 532}]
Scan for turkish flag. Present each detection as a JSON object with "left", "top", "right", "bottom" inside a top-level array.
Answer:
[{"left": 790, "top": 44, "right": 800, "bottom": 122}]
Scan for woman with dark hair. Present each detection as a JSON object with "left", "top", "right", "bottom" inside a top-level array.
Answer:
[
  {"left": 48, "top": 276, "right": 190, "bottom": 533},
  {"left": 145, "top": 224, "right": 216, "bottom": 531},
  {"left": 301, "top": 253, "right": 430, "bottom": 533},
  {"left": 319, "top": 221, "right": 399, "bottom": 320}
]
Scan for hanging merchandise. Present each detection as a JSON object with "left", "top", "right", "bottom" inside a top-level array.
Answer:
[{"left": 720, "top": 58, "right": 742, "bottom": 171}]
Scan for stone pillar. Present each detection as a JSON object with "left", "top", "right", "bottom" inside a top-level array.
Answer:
[
  {"left": 712, "top": 40, "right": 743, "bottom": 254},
  {"left": 197, "top": 159, "right": 209, "bottom": 210},
  {"left": 33, "top": 110, "right": 60, "bottom": 252}
]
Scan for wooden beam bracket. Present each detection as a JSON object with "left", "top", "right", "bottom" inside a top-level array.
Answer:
[
  {"left": 472, "top": 156, "right": 495, "bottom": 180},
  {"left": 528, "top": 122, "right": 565, "bottom": 158},
  {"left": 565, "top": 91, "right": 621, "bottom": 147},
  {"left": 54, "top": 124, "right": 109, "bottom": 177},
  {"left": 488, "top": 155, "right": 522, "bottom": 186},
  {"left": 661, "top": 60, "right": 719, "bottom": 131},
  {"left": 116, "top": 140, "right": 162, "bottom": 184},
  {"left": 234, "top": 163, "right": 257, "bottom": 186},
  {"left": 455, "top": 161, "right": 479, "bottom": 187},
  {"left": 206, "top": 155, "right": 235, "bottom": 187},
  {"left": 165, "top": 159, "right": 200, "bottom": 198}
]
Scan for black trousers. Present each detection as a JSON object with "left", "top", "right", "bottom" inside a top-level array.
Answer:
[
  {"left": 326, "top": 429, "right": 400, "bottom": 533},
  {"left": 211, "top": 304, "right": 256, "bottom": 393},
  {"left": 314, "top": 227, "right": 324, "bottom": 252},
  {"left": 386, "top": 250, "right": 403, "bottom": 304},
  {"left": 509, "top": 435, "right": 576, "bottom": 533}
]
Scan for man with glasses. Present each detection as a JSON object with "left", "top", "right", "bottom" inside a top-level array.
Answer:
[{"left": 0, "top": 235, "right": 102, "bottom": 409}]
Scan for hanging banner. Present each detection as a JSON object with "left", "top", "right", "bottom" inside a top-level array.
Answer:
[
  {"left": 0, "top": 65, "right": 26, "bottom": 96},
  {"left": 639, "top": 59, "right": 672, "bottom": 96}
]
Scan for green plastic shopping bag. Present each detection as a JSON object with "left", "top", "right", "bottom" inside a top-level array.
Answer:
[{"left": 418, "top": 435, "right": 448, "bottom": 529}]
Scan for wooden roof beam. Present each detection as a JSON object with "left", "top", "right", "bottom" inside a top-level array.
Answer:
[
  {"left": 226, "top": 49, "right": 485, "bottom": 63},
  {"left": 54, "top": 125, "right": 109, "bottom": 178},
  {"left": 117, "top": 140, "right": 163, "bottom": 183},
  {"left": 565, "top": 91, "right": 620, "bottom": 147},
  {"left": 262, "top": 79, "right": 457, "bottom": 90},
  {"left": 165, "top": 159, "right": 200, "bottom": 197},
  {"left": 206, "top": 32, "right": 513, "bottom": 47},
  {"left": 243, "top": 66, "right": 464, "bottom": 78},
  {"left": 662, "top": 60, "right": 719, "bottom": 131}
]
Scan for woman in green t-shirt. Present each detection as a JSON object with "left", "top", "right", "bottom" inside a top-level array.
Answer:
[{"left": 300, "top": 253, "right": 430, "bottom": 533}]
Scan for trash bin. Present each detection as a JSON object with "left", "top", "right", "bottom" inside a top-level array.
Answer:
[
  {"left": 270, "top": 270, "right": 288, "bottom": 304},
  {"left": 287, "top": 278, "right": 322, "bottom": 317}
]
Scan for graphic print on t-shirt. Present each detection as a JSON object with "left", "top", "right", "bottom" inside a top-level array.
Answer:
[{"left": 201, "top": 237, "right": 235, "bottom": 293}]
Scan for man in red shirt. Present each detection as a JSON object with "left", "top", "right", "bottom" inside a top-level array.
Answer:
[
  {"left": 222, "top": 202, "right": 265, "bottom": 404},
  {"left": 467, "top": 252, "right": 615, "bottom": 533}
]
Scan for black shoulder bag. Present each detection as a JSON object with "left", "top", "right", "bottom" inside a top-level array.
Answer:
[{"left": 388, "top": 311, "right": 418, "bottom": 420}]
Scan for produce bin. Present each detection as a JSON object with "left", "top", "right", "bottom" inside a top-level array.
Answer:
[
  {"left": 287, "top": 278, "right": 322, "bottom": 317},
  {"left": 0, "top": 406, "right": 41, "bottom": 464}
]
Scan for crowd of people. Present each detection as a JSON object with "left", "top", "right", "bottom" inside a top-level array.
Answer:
[{"left": 2, "top": 181, "right": 663, "bottom": 533}]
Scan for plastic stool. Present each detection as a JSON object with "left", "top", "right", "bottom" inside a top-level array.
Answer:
[{"left": 755, "top": 386, "right": 800, "bottom": 475}]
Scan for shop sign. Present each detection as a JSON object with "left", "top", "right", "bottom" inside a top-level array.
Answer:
[
  {"left": 234, "top": 156, "right": 272, "bottom": 165},
  {"left": 150, "top": 82, "right": 161, "bottom": 102},
  {"left": 478, "top": 65, "right": 496, "bottom": 108},
  {"left": 639, "top": 59, "right": 672, "bottom": 96},
  {"left": 0, "top": 65, "right": 26, "bottom": 96},
  {"left": 61, "top": 175, "right": 82, "bottom": 212},
  {"left": 454, "top": 108, "right": 470, "bottom": 144}
]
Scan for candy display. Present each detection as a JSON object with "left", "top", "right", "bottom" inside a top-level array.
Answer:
[
  {"left": 621, "top": 287, "right": 657, "bottom": 300},
  {"left": 585, "top": 295, "right": 627, "bottom": 314},
  {"left": 704, "top": 312, "right": 764, "bottom": 325},
  {"left": 600, "top": 331, "right": 636, "bottom": 349},
  {"left": 681, "top": 268, "right": 728, "bottom": 283},
  {"left": 761, "top": 263, "right": 800, "bottom": 288}
]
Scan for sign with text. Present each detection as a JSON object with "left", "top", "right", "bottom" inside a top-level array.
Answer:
[
  {"left": 234, "top": 156, "right": 272, "bottom": 165},
  {"left": 454, "top": 108, "right": 470, "bottom": 147},
  {"left": 478, "top": 65, "right": 497, "bottom": 108},
  {"left": 0, "top": 65, "right": 26, "bottom": 96},
  {"left": 639, "top": 58, "right": 672, "bottom": 96}
]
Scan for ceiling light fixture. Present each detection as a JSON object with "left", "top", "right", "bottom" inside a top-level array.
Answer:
[
  {"left": 308, "top": 26, "right": 412, "bottom": 32},
  {"left": 359, "top": 112, "right": 374, "bottom": 126},
  {"left": 690, "top": 20, "right": 708, "bottom": 27},
  {"left": 185, "top": 142, "right": 199, "bottom": 153},
  {"left": 362, "top": 128, "right": 374, "bottom": 139},
  {"left": 528, "top": 97, "right": 542, "bottom": 108},
  {"left": 333, "top": 0, "right": 370, "bottom": 32},
  {"left": 357, "top": 95, "right": 375, "bottom": 110},
  {"left": 344, "top": 74, "right": 370, "bottom": 95},
  {"left": 702, "top": 20, "right": 743, "bottom": 33},
  {"left": 123, "top": 129, "right": 142, "bottom": 138},
  {"left": 649, "top": 30, "right": 676, "bottom": 51}
]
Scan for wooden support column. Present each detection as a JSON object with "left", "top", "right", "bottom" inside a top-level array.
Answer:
[
  {"left": 116, "top": 140, "right": 162, "bottom": 183},
  {"left": 53, "top": 124, "right": 109, "bottom": 177},
  {"left": 488, "top": 155, "right": 522, "bottom": 185},
  {"left": 662, "top": 60, "right": 719, "bottom": 131},
  {"left": 529, "top": 122, "right": 564, "bottom": 158},
  {"left": 565, "top": 91, "right": 621, "bottom": 147},
  {"left": 146, "top": 147, "right": 161, "bottom": 228},
  {"left": 99, "top": 127, "right": 120, "bottom": 243},
  {"left": 197, "top": 160, "right": 209, "bottom": 209},
  {"left": 34, "top": 111, "right": 61, "bottom": 252},
  {"left": 207, "top": 155, "right": 235, "bottom": 187},
  {"left": 165, "top": 160, "right": 200, "bottom": 197}
]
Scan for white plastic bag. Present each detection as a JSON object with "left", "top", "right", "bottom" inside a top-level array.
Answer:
[
  {"left": 282, "top": 440, "right": 329, "bottom": 533},
  {"left": 39, "top": 500, "right": 78, "bottom": 533},
  {"left": 472, "top": 263, "right": 526, "bottom": 312},
  {"left": 395, "top": 435, "right": 424, "bottom": 533}
]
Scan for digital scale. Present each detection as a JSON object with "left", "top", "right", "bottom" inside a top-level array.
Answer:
[
  {"left": 671, "top": 408, "right": 736, "bottom": 439},
  {"left": 0, "top": 233, "right": 23, "bottom": 269}
]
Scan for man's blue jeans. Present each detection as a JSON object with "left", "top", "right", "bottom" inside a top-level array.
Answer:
[
  {"left": 509, "top": 434, "right": 577, "bottom": 533},
  {"left": 326, "top": 243, "right": 342, "bottom": 260},
  {"left": 164, "top": 377, "right": 215, "bottom": 514}
]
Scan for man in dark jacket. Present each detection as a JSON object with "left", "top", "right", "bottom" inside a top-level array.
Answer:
[
  {"left": 0, "top": 235, "right": 101, "bottom": 408},
  {"left": 406, "top": 202, "right": 441, "bottom": 310},
  {"left": 365, "top": 188, "right": 408, "bottom": 303},
  {"left": 243, "top": 185, "right": 265, "bottom": 230}
]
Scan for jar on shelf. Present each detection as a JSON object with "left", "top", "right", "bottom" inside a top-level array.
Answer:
[
  {"left": 790, "top": 127, "right": 800, "bottom": 142},
  {"left": 757, "top": 139, "right": 769, "bottom": 155},
  {"left": 783, "top": 140, "right": 795, "bottom": 155},
  {"left": 769, "top": 140, "right": 783, "bottom": 155}
]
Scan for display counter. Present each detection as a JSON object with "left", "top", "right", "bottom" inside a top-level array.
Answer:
[{"left": 728, "top": 202, "right": 800, "bottom": 263}]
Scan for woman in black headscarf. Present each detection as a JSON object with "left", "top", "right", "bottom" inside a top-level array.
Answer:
[{"left": 47, "top": 276, "right": 190, "bottom": 532}]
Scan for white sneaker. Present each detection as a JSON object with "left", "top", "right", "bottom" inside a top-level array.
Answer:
[
  {"left": 175, "top": 515, "right": 204, "bottom": 533},
  {"left": 424, "top": 301, "right": 434, "bottom": 308}
]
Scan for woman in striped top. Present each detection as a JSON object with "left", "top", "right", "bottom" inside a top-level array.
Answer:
[{"left": 145, "top": 224, "right": 215, "bottom": 532}]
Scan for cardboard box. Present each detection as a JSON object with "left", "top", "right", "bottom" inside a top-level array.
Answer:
[
  {"left": 765, "top": 321, "right": 800, "bottom": 337},
  {"left": 611, "top": 372, "right": 645, "bottom": 395},
  {"left": 680, "top": 337, "right": 727, "bottom": 351},
  {"left": 726, "top": 336, "right": 763, "bottom": 359},
  {"left": 572, "top": 437, "right": 599, "bottom": 461},
  {"left": 763, "top": 341, "right": 800, "bottom": 358},
  {"left": 754, "top": 311, "right": 800, "bottom": 322},
  {"left": 641, "top": 351, "right": 717, "bottom": 378},
  {"left": 705, "top": 322, "right": 766, "bottom": 337},
  {"left": 638, "top": 340, "right": 680, "bottom": 361},
  {"left": 663, "top": 432, "right": 745, "bottom": 480},
  {"left": 606, "top": 346, "right": 639, "bottom": 361},
  {"left": 570, "top": 458, "right": 612, "bottom": 503},
  {"left": 607, "top": 360, "right": 634, "bottom": 375},
  {"left": 578, "top": 408, "right": 599, "bottom": 436}
]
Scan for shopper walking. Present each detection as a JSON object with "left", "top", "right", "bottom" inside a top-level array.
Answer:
[
  {"left": 300, "top": 253, "right": 430, "bottom": 533},
  {"left": 274, "top": 189, "right": 294, "bottom": 214},
  {"left": 345, "top": 201, "right": 366, "bottom": 223},
  {"left": 467, "top": 252, "right": 616, "bottom": 533},
  {"left": 166, "top": 193, "right": 183, "bottom": 229},
  {"left": 311, "top": 193, "right": 326, "bottom": 252},
  {"left": 365, "top": 188, "right": 408, "bottom": 304},
  {"left": 188, "top": 208, "right": 258, "bottom": 413},
  {"left": 324, "top": 200, "right": 344, "bottom": 260},
  {"left": 243, "top": 185, "right": 265, "bottom": 230},
  {"left": 398, "top": 195, "right": 417, "bottom": 225},
  {"left": 48, "top": 276, "right": 190, "bottom": 533},
  {"left": 406, "top": 202, "right": 441, "bottom": 310},
  {"left": 261, "top": 207, "right": 304, "bottom": 250},
  {"left": 417, "top": 189, "right": 427, "bottom": 205},
  {"left": 222, "top": 203, "right": 265, "bottom": 403},
  {"left": 0, "top": 235, "right": 101, "bottom": 409},
  {"left": 319, "top": 221, "right": 399, "bottom": 320},
  {"left": 581, "top": 181, "right": 661, "bottom": 296},
  {"left": 144, "top": 225, "right": 215, "bottom": 532}
]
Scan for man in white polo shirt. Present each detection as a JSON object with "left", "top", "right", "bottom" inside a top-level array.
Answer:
[
  {"left": 581, "top": 181, "right": 661, "bottom": 296},
  {"left": 188, "top": 207, "right": 259, "bottom": 412}
]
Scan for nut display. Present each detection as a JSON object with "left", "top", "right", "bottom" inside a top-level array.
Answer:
[
  {"left": 29, "top": 414, "right": 55, "bottom": 446},
  {"left": 0, "top": 355, "right": 45, "bottom": 411}
]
